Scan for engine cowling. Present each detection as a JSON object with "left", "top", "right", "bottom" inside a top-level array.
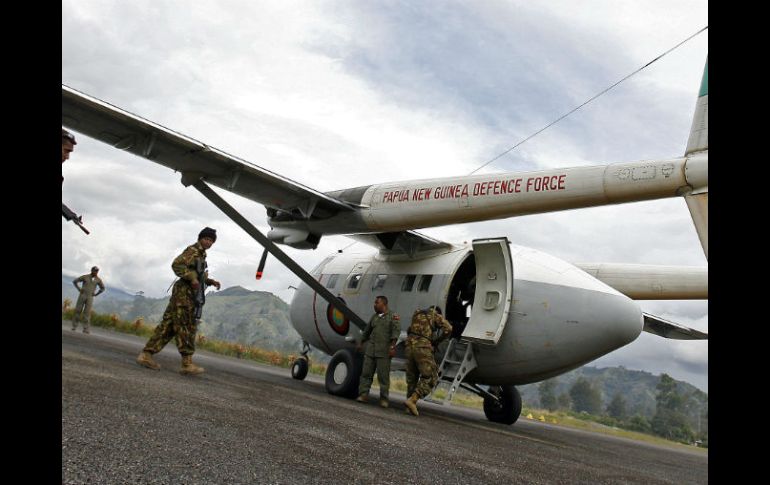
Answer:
[{"left": 267, "top": 227, "right": 321, "bottom": 249}]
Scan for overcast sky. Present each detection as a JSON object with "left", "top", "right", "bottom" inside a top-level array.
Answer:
[{"left": 62, "top": 0, "right": 708, "bottom": 391}]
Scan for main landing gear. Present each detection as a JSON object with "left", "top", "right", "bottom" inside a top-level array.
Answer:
[
  {"left": 482, "top": 384, "right": 522, "bottom": 425},
  {"left": 324, "top": 348, "right": 363, "bottom": 399}
]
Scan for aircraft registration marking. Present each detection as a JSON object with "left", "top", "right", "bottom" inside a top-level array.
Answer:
[{"left": 380, "top": 175, "right": 567, "bottom": 204}]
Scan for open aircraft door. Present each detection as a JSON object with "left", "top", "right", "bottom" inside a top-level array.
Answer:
[{"left": 463, "top": 238, "right": 513, "bottom": 345}]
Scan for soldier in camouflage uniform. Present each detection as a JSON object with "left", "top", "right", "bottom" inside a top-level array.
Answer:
[
  {"left": 136, "top": 227, "right": 221, "bottom": 375},
  {"left": 356, "top": 296, "right": 401, "bottom": 408},
  {"left": 404, "top": 305, "right": 453, "bottom": 416},
  {"left": 71, "top": 266, "right": 105, "bottom": 334}
]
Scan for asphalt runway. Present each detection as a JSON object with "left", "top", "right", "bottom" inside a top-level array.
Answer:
[{"left": 62, "top": 323, "right": 707, "bottom": 484}]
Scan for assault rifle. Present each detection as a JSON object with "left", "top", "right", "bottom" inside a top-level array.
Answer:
[{"left": 62, "top": 203, "right": 90, "bottom": 234}]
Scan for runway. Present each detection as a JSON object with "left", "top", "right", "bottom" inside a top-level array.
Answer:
[{"left": 62, "top": 323, "right": 707, "bottom": 484}]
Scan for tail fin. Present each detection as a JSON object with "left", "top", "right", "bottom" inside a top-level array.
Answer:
[
  {"left": 686, "top": 57, "right": 708, "bottom": 155},
  {"left": 684, "top": 58, "right": 708, "bottom": 259}
]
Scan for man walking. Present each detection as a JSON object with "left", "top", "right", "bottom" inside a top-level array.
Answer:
[{"left": 136, "top": 227, "right": 221, "bottom": 375}]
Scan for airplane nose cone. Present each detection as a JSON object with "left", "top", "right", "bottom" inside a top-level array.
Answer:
[{"left": 597, "top": 294, "right": 644, "bottom": 351}]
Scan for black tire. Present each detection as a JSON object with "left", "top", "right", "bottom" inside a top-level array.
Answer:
[
  {"left": 291, "top": 357, "right": 309, "bottom": 380},
  {"left": 483, "top": 385, "right": 522, "bottom": 425},
  {"left": 325, "top": 349, "right": 363, "bottom": 398}
]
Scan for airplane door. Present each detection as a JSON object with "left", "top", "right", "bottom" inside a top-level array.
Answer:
[{"left": 462, "top": 238, "right": 513, "bottom": 345}]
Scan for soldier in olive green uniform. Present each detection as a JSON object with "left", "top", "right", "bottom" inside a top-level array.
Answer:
[
  {"left": 71, "top": 266, "right": 105, "bottom": 334},
  {"left": 136, "top": 227, "right": 221, "bottom": 375},
  {"left": 356, "top": 296, "right": 401, "bottom": 408},
  {"left": 404, "top": 306, "right": 453, "bottom": 416}
]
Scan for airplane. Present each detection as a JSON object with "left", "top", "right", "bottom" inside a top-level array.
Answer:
[{"left": 61, "top": 56, "right": 707, "bottom": 425}]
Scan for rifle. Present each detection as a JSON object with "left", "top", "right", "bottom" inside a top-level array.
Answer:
[
  {"left": 62, "top": 203, "right": 90, "bottom": 235},
  {"left": 193, "top": 258, "right": 208, "bottom": 321}
]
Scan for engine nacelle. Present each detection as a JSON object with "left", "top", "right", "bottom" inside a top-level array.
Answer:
[{"left": 266, "top": 227, "right": 321, "bottom": 249}]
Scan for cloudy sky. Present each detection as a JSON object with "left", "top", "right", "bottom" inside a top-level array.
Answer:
[{"left": 62, "top": 0, "right": 708, "bottom": 391}]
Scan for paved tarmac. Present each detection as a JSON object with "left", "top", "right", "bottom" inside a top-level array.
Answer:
[{"left": 62, "top": 323, "right": 707, "bottom": 484}]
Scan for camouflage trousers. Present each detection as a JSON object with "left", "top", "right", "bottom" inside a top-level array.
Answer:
[
  {"left": 72, "top": 294, "right": 94, "bottom": 331},
  {"left": 358, "top": 355, "right": 393, "bottom": 399},
  {"left": 143, "top": 301, "right": 198, "bottom": 357},
  {"left": 405, "top": 344, "right": 438, "bottom": 399}
]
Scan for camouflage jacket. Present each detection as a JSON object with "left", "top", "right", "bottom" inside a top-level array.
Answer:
[
  {"left": 170, "top": 242, "right": 215, "bottom": 305},
  {"left": 406, "top": 309, "right": 453, "bottom": 348},
  {"left": 361, "top": 310, "right": 401, "bottom": 358},
  {"left": 73, "top": 274, "right": 105, "bottom": 298}
]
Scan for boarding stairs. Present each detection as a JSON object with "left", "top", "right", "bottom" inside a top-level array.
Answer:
[{"left": 423, "top": 338, "right": 477, "bottom": 406}]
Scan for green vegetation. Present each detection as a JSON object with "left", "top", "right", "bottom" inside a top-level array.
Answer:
[{"left": 521, "top": 371, "right": 708, "bottom": 447}]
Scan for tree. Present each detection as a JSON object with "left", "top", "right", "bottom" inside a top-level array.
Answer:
[
  {"left": 539, "top": 379, "right": 558, "bottom": 411},
  {"left": 607, "top": 393, "right": 628, "bottom": 420},
  {"left": 651, "top": 373, "right": 695, "bottom": 443},
  {"left": 557, "top": 392, "right": 572, "bottom": 411},
  {"left": 569, "top": 377, "right": 602, "bottom": 414},
  {"left": 627, "top": 414, "right": 651, "bottom": 433}
]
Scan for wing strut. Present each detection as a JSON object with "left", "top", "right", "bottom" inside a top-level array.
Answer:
[{"left": 187, "top": 176, "right": 368, "bottom": 333}]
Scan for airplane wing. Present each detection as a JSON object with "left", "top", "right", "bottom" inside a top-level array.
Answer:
[
  {"left": 575, "top": 263, "right": 707, "bottom": 300},
  {"left": 62, "top": 85, "right": 356, "bottom": 219},
  {"left": 642, "top": 313, "right": 707, "bottom": 340}
]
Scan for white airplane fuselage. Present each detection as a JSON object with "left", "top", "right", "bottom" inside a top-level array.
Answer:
[{"left": 289, "top": 242, "right": 643, "bottom": 386}]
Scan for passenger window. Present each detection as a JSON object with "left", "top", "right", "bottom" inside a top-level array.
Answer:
[
  {"left": 347, "top": 273, "right": 362, "bottom": 289},
  {"left": 401, "top": 275, "right": 416, "bottom": 292},
  {"left": 372, "top": 274, "right": 388, "bottom": 290},
  {"left": 418, "top": 275, "right": 433, "bottom": 292},
  {"left": 325, "top": 274, "right": 339, "bottom": 289}
]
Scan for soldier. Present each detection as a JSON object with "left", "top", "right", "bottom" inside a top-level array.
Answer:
[
  {"left": 62, "top": 128, "right": 76, "bottom": 166},
  {"left": 62, "top": 128, "right": 89, "bottom": 234},
  {"left": 71, "top": 266, "right": 105, "bottom": 334},
  {"left": 355, "top": 296, "right": 400, "bottom": 408},
  {"left": 136, "top": 227, "right": 221, "bottom": 375},
  {"left": 404, "top": 305, "right": 453, "bottom": 416}
]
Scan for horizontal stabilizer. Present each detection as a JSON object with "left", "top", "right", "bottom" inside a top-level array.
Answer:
[{"left": 642, "top": 312, "right": 707, "bottom": 340}]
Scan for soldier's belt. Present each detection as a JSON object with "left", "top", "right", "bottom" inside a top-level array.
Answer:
[{"left": 407, "top": 332, "right": 431, "bottom": 341}]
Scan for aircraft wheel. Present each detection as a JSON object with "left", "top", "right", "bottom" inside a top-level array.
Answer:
[
  {"left": 325, "top": 349, "right": 363, "bottom": 398},
  {"left": 291, "top": 357, "right": 309, "bottom": 380},
  {"left": 483, "top": 385, "right": 522, "bottom": 425}
]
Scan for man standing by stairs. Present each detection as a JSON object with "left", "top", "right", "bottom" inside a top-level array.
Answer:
[{"left": 356, "top": 296, "right": 400, "bottom": 408}]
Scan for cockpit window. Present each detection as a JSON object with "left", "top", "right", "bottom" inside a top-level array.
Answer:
[{"left": 347, "top": 273, "right": 362, "bottom": 289}]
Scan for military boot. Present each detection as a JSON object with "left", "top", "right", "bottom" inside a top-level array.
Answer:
[
  {"left": 356, "top": 393, "right": 369, "bottom": 403},
  {"left": 379, "top": 398, "right": 389, "bottom": 408},
  {"left": 180, "top": 355, "right": 205, "bottom": 375},
  {"left": 404, "top": 393, "right": 420, "bottom": 416},
  {"left": 136, "top": 351, "right": 161, "bottom": 370}
]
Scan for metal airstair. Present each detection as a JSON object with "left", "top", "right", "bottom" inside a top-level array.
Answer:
[{"left": 423, "top": 338, "right": 477, "bottom": 405}]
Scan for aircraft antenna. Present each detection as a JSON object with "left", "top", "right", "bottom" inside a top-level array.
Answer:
[{"left": 468, "top": 25, "right": 708, "bottom": 175}]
